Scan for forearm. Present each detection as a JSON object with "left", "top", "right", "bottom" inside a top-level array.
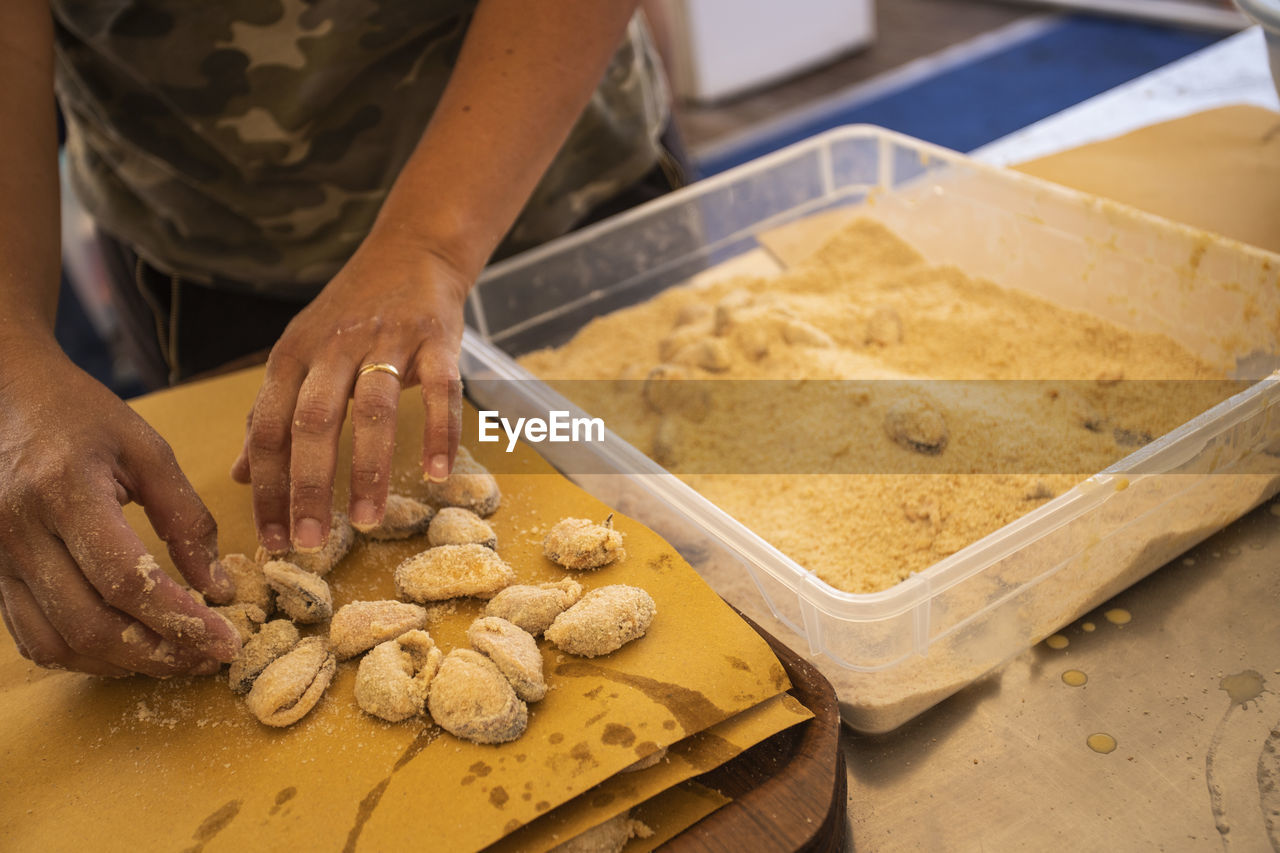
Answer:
[
  {"left": 370, "top": 0, "right": 641, "bottom": 281},
  {"left": 0, "top": 0, "right": 61, "bottom": 354}
]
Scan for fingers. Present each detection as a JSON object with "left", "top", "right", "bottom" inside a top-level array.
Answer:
[
  {"left": 52, "top": 484, "right": 241, "bottom": 664},
  {"left": 348, "top": 361, "right": 405, "bottom": 529},
  {"left": 0, "top": 576, "right": 132, "bottom": 677},
  {"left": 288, "top": 361, "right": 358, "bottom": 551},
  {"left": 0, "top": 590, "right": 30, "bottom": 660},
  {"left": 247, "top": 352, "right": 307, "bottom": 554},
  {"left": 3, "top": 552, "right": 215, "bottom": 678},
  {"left": 123, "top": 434, "right": 233, "bottom": 605},
  {"left": 229, "top": 409, "right": 253, "bottom": 484},
  {"left": 415, "top": 351, "right": 462, "bottom": 483}
]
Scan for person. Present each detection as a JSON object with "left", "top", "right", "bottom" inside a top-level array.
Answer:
[{"left": 0, "top": 0, "right": 683, "bottom": 678}]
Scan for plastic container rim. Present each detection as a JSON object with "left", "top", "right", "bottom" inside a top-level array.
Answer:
[{"left": 467, "top": 123, "right": 1280, "bottom": 628}]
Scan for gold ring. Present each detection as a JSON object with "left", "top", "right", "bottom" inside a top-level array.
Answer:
[{"left": 357, "top": 362, "right": 401, "bottom": 381}]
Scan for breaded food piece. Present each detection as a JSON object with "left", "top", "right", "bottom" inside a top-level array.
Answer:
[
  {"left": 484, "top": 579, "right": 583, "bottom": 636},
  {"left": 424, "top": 446, "right": 501, "bottom": 517},
  {"left": 620, "top": 745, "right": 668, "bottom": 773},
  {"left": 467, "top": 617, "right": 546, "bottom": 702},
  {"left": 394, "top": 544, "right": 515, "bottom": 602},
  {"left": 547, "top": 810, "right": 653, "bottom": 853},
  {"left": 543, "top": 515, "right": 625, "bottom": 570},
  {"left": 255, "top": 511, "right": 354, "bottom": 576},
  {"left": 355, "top": 630, "right": 443, "bottom": 723},
  {"left": 212, "top": 602, "right": 266, "bottom": 644},
  {"left": 329, "top": 600, "right": 429, "bottom": 660},
  {"left": 545, "top": 585, "right": 656, "bottom": 658},
  {"left": 228, "top": 619, "right": 300, "bottom": 694},
  {"left": 642, "top": 364, "right": 710, "bottom": 422},
  {"left": 883, "top": 396, "right": 948, "bottom": 455},
  {"left": 356, "top": 493, "right": 435, "bottom": 540},
  {"left": 264, "top": 560, "right": 334, "bottom": 624},
  {"left": 427, "top": 507, "right": 497, "bottom": 550},
  {"left": 427, "top": 649, "right": 527, "bottom": 744},
  {"left": 245, "top": 637, "right": 335, "bottom": 728},
  {"left": 218, "top": 553, "right": 274, "bottom": 615}
]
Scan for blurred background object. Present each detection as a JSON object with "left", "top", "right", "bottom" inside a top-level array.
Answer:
[
  {"left": 60, "top": 0, "right": 1261, "bottom": 397},
  {"left": 1235, "top": 0, "right": 1280, "bottom": 95}
]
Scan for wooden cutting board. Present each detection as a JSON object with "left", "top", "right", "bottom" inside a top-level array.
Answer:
[{"left": 669, "top": 614, "right": 847, "bottom": 853}]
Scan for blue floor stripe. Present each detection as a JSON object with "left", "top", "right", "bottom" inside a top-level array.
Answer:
[{"left": 696, "top": 15, "right": 1223, "bottom": 176}]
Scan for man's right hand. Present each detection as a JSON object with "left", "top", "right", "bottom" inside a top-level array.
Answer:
[{"left": 0, "top": 339, "right": 242, "bottom": 677}]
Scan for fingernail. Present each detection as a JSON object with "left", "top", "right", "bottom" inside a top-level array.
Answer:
[
  {"left": 426, "top": 454, "right": 451, "bottom": 483},
  {"left": 294, "top": 517, "right": 324, "bottom": 552},
  {"left": 261, "top": 523, "right": 289, "bottom": 554},
  {"left": 351, "top": 498, "right": 378, "bottom": 529},
  {"left": 208, "top": 558, "right": 236, "bottom": 599}
]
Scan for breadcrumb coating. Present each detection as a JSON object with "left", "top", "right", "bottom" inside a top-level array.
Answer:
[{"left": 545, "top": 585, "right": 656, "bottom": 658}]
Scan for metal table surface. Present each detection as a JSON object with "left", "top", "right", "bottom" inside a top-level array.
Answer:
[{"left": 837, "top": 28, "right": 1280, "bottom": 852}]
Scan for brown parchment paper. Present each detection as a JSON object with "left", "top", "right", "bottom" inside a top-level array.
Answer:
[
  {"left": 1016, "top": 105, "right": 1280, "bottom": 254},
  {"left": 627, "top": 782, "right": 731, "bottom": 853},
  {"left": 488, "top": 692, "right": 812, "bottom": 853},
  {"left": 0, "top": 366, "right": 796, "bottom": 853}
]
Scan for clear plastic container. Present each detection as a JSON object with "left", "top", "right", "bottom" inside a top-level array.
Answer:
[{"left": 459, "top": 126, "right": 1280, "bottom": 732}]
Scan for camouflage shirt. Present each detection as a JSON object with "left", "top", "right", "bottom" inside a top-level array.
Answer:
[{"left": 52, "top": 1, "right": 669, "bottom": 292}]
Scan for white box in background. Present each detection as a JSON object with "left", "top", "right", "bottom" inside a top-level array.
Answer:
[{"left": 655, "top": 0, "right": 876, "bottom": 103}]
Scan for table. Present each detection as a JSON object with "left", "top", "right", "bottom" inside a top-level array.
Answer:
[{"left": 840, "top": 28, "right": 1280, "bottom": 851}]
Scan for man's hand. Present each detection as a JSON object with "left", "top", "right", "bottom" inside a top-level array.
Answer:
[
  {"left": 230, "top": 237, "right": 468, "bottom": 552},
  {"left": 0, "top": 341, "right": 242, "bottom": 676},
  {"left": 232, "top": 0, "right": 640, "bottom": 554}
]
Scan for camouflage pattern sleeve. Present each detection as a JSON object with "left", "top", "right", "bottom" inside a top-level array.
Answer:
[{"left": 51, "top": 1, "right": 668, "bottom": 291}]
